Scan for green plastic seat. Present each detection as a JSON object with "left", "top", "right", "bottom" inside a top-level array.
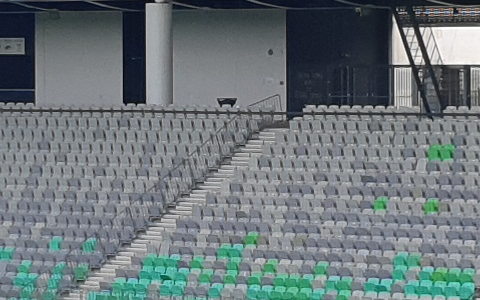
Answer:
[
  {"left": 142, "top": 254, "right": 156, "bottom": 267},
  {"left": 446, "top": 268, "right": 461, "bottom": 283},
  {"left": 297, "top": 288, "right": 312, "bottom": 300},
  {"left": 82, "top": 238, "right": 97, "bottom": 253},
  {"left": 424, "top": 199, "right": 439, "bottom": 215},
  {"left": 14, "top": 272, "right": 28, "bottom": 287},
  {"left": 445, "top": 282, "right": 460, "bottom": 298},
  {"left": 165, "top": 257, "right": 178, "bottom": 268},
  {"left": 49, "top": 237, "right": 63, "bottom": 251},
  {"left": 432, "top": 267, "right": 448, "bottom": 282},
  {"left": 247, "top": 285, "right": 260, "bottom": 299},
  {"left": 420, "top": 267, "right": 434, "bottom": 281},
  {"left": 136, "top": 279, "right": 150, "bottom": 293},
  {"left": 174, "top": 272, "right": 187, "bottom": 283},
  {"left": 393, "top": 252, "right": 408, "bottom": 267},
  {"left": 0, "top": 247, "right": 14, "bottom": 261},
  {"left": 248, "top": 273, "right": 262, "bottom": 286},
  {"left": 314, "top": 262, "right": 329, "bottom": 275},
  {"left": 285, "top": 286, "right": 299, "bottom": 299},
  {"left": 337, "top": 290, "right": 351, "bottom": 300},
  {"left": 199, "top": 273, "right": 212, "bottom": 284},
  {"left": 272, "top": 286, "right": 286, "bottom": 300},
  {"left": 126, "top": 278, "right": 138, "bottom": 292},
  {"left": 53, "top": 262, "right": 66, "bottom": 275},
  {"left": 154, "top": 256, "right": 168, "bottom": 268},
  {"left": 298, "top": 278, "right": 312, "bottom": 289},
  {"left": 393, "top": 265, "right": 407, "bottom": 280},
  {"left": 159, "top": 284, "right": 171, "bottom": 296},
  {"left": 224, "top": 271, "right": 237, "bottom": 284},
  {"left": 417, "top": 280, "right": 432, "bottom": 295},
  {"left": 373, "top": 196, "right": 388, "bottom": 211},
  {"left": 428, "top": 145, "right": 442, "bottom": 161},
  {"left": 244, "top": 232, "right": 259, "bottom": 245},
  {"left": 326, "top": 276, "right": 340, "bottom": 290},
  {"left": 20, "top": 286, "right": 35, "bottom": 298},
  {"left": 190, "top": 256, "right": 204, "bottom": 269},
  {"left": 208, "top": 283, "right": 223, "bottom": 298},
  {"left": 460, "top": 268, "right": 475, "bottom": 283},
  {"left": 74, "top": 264, "right": 90, "bottom": 281},
  {"left": 364, "top": 278, "right": 379, "bottom": 293},
  {"left": 171, "top": 285, "right": 184, "bottom": 297},
  {"left": 139, "top": 266, "right": 153, "bottom": 280},
  {"left": 459, "top": 282, "right": 475, "bottom": 300},
  {"left": 405, "top": 280, "right": 419, "bottom": 295},
  {"left": 256, "top": 287, "right": 270, "bottom": 300},
  {"left": 274, "top": 274, "right": 288, "bottom": 287},
  {"left": 311, "top": 288, "right": 325, "bottom": 300},
  {"left": 233, "top": 243, "right": 244, "bottom": 251},
  {"left": 217, "top": 244, "right": 231, "bottom": 259},
  {"left": 407, "top": 253, "right": 421, "bottom": 267},
  {"left": 264, "top": 260, "right": 278, "bottom": 274},
  {"left": 112, "top": 278, "right": 126, "bottom": 292},
  {"left": 431, "top": 281, "right": 446, "bottom": 296},
  {"left": 227, "top": 261, "right": 239, "bottom": 272},
  {"left": 228, "top": 248, "right": 242, "bottom": 258},
  {"left": 378, "top": 279, "right": 392, "bottom": 292},
  {"left": 337, "top": 277, "right": 352, "bottom": 291},
  {"left": 285, "top": 274, "right": 300, "bottom": 289},
  {"left": 257, "top": 285, "right": 273, "bottom": 300},
  {"left": 439, "top": 146, "right": 453, "bottom": 161}
]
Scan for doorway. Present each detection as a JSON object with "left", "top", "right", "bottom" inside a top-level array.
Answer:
[
  {"left": 287, "top": 9, "right": 390, "bottom": 113},
  {"left": 0, "top": 14, "right": 35, "bottom": 103}
]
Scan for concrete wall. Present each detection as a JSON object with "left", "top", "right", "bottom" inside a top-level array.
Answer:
[
  {"left": 35, "top": 12, "right": 123, "bottom": 106},
  {"left": 173, "top": 9, "right": 286, "bottom": 110}
]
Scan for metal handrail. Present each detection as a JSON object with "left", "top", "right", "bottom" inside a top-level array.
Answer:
[{"left": 57, "top": 97, "right": 282, "bottom": 299}]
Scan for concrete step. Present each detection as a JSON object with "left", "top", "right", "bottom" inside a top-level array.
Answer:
[{"left": 63, "top": 127, "right": 282, "bottom": 300}]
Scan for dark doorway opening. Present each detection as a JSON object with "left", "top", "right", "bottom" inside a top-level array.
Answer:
[
  {"left": 0, "top": 14, "right": 35, "bottom": 103},
  {"left": 287, "top": 9, "right": 390, "bottom": 113},
  {"left": 123, "top": 12, "right": 146, "bottom": 104}
]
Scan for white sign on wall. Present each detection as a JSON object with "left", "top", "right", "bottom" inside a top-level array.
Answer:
[{"left": 0, "top": 38, "right": 25, "bottom": 55}]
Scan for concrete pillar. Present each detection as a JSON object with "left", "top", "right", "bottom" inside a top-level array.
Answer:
[{"left": 146, "top": 1, "right": 173, "bottom": 105}]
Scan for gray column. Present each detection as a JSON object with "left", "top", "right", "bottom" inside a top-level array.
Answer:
[{"left": 146, "top": 1, "right": 173, "bottom": 105}]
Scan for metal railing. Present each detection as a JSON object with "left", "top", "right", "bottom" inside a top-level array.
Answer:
[
  {"left": 290, "top": 64, "right": 480, "bottom": 110},
  {"left": 41, "top": 97, "right": 283, "bottom": 299}
]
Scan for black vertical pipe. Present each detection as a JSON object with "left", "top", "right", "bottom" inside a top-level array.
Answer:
[
  {"left": 464, "top": 66, "right": 472, "bottom": 108},
  {"left": 392, "top": 8, "right": 432, "bottom": 115},
  {"left": 406, "top": 5, "right": 445, "bottom": 111}
]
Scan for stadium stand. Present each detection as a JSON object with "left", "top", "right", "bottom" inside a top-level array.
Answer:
[
  {"left": 0, "top": 102, "right": 271, "bottom": 300},
  {"left": 81, "top": 105, "right": 480, "bottom": 300}
]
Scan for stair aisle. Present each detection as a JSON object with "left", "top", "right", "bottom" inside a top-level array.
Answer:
[{"left": 61, "top": 129, "right": 281, "bottom": 300}]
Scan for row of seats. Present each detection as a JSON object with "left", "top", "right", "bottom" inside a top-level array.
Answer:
[
  {"left": 274, "top": 132, "right": 480, "bottom": 147},
  {"left": 86, "top": 112, "right": 480, "bottom": 300},
  {"left": 0, "top": 105, "right": 265, "bottom": 299},
  {"left": 233, "top": 170, "right": 480, "bottom": 186},
  {"left": 249, "top": 158, "right": 480, "bottom": 173},
  {"left": 303, "top": 104, "right": 480, "bottom": 114},
  {"left": 291, "top": 119, "right": 480, "bottom": 133},
  {"left": 0, "top": 117, "right": 233, "bottom": 130}
]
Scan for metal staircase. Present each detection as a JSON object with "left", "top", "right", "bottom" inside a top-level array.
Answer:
[
  {"left": 393, "top": 5, "right": 446, "bottom": 115},
  {"left": 60, "top": 129, "right": 278, "bottom": 300},
  {"left": 404, "top": 26, "right": 443, "bottom": 65}
]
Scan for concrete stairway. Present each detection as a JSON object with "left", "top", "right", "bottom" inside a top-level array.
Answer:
[{"left": 61, "top": 129, "right": 279, "bottom": 300}]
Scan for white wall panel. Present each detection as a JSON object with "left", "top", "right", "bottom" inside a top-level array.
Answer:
[
  {"left": 173, "top": 9, "right": 286, "bottom": 110},
  {"left": 36, "top": 12, "right": 122, "bottom": 106}
]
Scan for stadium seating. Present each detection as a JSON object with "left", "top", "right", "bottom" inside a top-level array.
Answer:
[
  {"left": 0, "top": 103, "right": 263, "bottom": 300},
  {"left": 87, "top": 105, "right": 480, "bottom": 300}
]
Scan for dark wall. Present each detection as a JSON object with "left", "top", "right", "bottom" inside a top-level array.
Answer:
[
  {"left": 123, "top": 12, "right": 146, "bottom": 104},
  {"left": 0, "top": 14, "right": 35, "bottom": 102},
  {"left": 287, "top": 9, "right": 390, "bottom": 113}
]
